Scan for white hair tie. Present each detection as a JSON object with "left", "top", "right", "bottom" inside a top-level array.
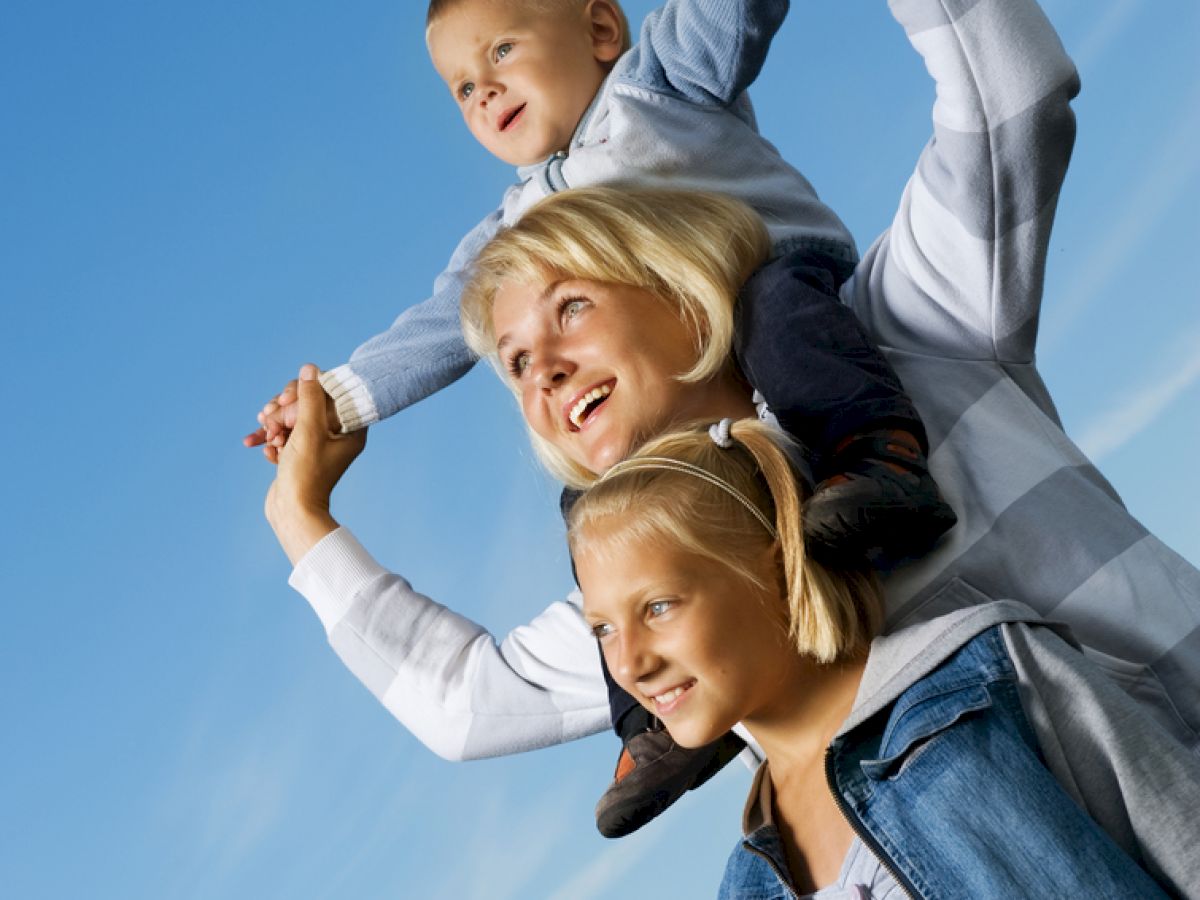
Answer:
[{"left": 709, "top": 418, "right": 734, "bottom": 448}]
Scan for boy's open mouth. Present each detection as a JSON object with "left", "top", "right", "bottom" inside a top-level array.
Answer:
[
  {"left": 500, "top": 103, "right": 526, "bottom": 132},
  {"left": 566, "top": 380, "right": 614, "bottom": 431}
]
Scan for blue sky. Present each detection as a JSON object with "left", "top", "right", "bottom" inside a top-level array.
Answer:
[{"left": 2, "top": 1, "right": 1197, "bottom": 897}]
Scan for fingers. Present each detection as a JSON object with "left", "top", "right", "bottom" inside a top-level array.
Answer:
[
  {"left": 246, "top": 376, "right": 307, "bottom": 451},
  {"left": 275, "top": 381, "right": 299, "bottom": 407},
  {"left": 292, "top": 364, "right": 328, "bottom": 439}
]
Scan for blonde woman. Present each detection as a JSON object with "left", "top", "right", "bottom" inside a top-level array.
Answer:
[{"left": 568, "top": 418, "right": 1200, "bottom": 898}]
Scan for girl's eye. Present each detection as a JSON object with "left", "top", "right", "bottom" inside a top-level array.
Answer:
[
  {"left": 590, "top": 621, "right": 614, "bottom": 640},
  {"left": 459, "top": 82, "right": 475, "bottom": 101},
  {"left": 506, "top": 351, "right": 530, "bottom": 378},
  {"left": 495, "top": 42, "right": 513, "bottom": 61}
]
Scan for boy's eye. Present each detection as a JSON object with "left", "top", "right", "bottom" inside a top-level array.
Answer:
[
  {"left": 459, "top": 82, "right": 475, "bottom": 101},
  {"left": 647, "top": 599, "right": 675, "bottom": 619},
  {"left": 495, "top": 42, "right": 513, "bottom": 61}
]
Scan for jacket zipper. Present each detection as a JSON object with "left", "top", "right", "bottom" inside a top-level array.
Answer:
[
  {"left": 740, "top": 843, "right": 800, "bottom": 900},
  {"left": 823, "top": 747, "right": 919, "bottom": 900}
]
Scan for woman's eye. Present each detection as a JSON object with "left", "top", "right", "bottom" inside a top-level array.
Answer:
[
  {"left": 495, "top": 42, "right": 513, "bottom": 61},
  {"left": 561, "top": 298, "right": 586, "bottom": 322},
  {"left": 459, "top": 82, "right": 475, "bottom": 100},
  {"left": 507, "top": 351, "right": 530, "bottom": 378},
  {"left": 590, "top": 622, "right": 614, "bottom": 640}
]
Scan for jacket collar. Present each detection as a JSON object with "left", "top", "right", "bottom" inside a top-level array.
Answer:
[
  {"left": 513, "top": 69, "right": 614, "bottom": 182},
  {"left": 738, "top": 597, "right": 1073, "bottom": 838},
  {"left": 840, "top": 595, "right": 1073, "bottom": 737}
]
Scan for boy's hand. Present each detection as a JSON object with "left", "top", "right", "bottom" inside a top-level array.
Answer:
[{"left": 243, "top": 374, "right": 341, "bottom": 462}]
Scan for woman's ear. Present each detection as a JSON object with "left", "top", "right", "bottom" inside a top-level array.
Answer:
[{"left": 586, "top": 0, "right": 626, "bottom": 65}]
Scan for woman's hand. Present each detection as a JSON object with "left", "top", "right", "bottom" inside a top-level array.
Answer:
[{"left": 265, "top": 364, "right": 367, "bottom": 565}]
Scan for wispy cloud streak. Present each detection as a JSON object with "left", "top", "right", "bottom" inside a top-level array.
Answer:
[
  {"left": 543, "top": 826, "right": 667, "bottom": 900},
  {"left": 1076, "top": 324, "right": 1200, "bottom": 461},
  {"left": 1067, "top": 0, "right": 1145, "bottom": 73},
  {"left": 1042, "top": 81, "right": 1200, "bottom": 350}
]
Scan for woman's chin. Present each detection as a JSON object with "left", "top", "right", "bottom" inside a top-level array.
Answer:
[{"left": 581, "top": 439, "right": 629, "bottom": 476}]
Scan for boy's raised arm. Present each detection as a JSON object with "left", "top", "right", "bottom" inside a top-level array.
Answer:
[
  {"left": 845, "top": 0, "right": 1079, "bottom": 364},
  {"left": 622, "top": 0, "right": 790, "bottom": 106},
  {"left": 317, "top": 206, "right": 506, "bottom": 433}
]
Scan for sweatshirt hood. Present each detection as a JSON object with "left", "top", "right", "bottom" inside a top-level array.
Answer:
[{"left": 840, "top": 586, "right": 1077, "bottom": 737}]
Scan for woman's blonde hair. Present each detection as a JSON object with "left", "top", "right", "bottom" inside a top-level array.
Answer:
[
  {"left": 461, "top": 186, "right": 771, "bottom": 486},
  {"left": 567, "top": 419, "right": 883, "bottom": 662}
]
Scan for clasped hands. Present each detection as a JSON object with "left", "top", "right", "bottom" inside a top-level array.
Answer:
[{"left": 261, "top": 364, "right": 366, "bottom": 565}]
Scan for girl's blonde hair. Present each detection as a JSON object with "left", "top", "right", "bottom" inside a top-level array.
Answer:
[
  {"left": 567, "top": 419, "right": 883, "bottom": 662},
  {"left": 461, "top": 186, "right": 771, "bottom": 487}
]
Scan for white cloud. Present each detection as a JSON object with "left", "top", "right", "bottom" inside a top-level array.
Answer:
[
  {"left": 1041, "top": 81, "right": 1200, "bottom": 350},
  {"left": 1076, "top": 325, "right": 1200, "bottom": 461},
  {"left": 542, "top": 826, "right": 666, "bottom": 900},
  {"left": 154, "top": 689, "right": 315, "bottom": 899},
  {"left": 1067, "top": 0, "right": 1145, "bottom": 73}
]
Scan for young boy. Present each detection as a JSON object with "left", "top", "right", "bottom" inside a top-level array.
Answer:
[{"left": 247, "top": 0, "right": 955, "bottom": 836}]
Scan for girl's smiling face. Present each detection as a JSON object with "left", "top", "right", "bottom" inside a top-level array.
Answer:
[{"left": 576, "top": 522, "right": 801, "bottom": 748}]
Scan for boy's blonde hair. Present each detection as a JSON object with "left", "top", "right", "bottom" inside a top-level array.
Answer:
[
  {"left": 427, "top": 0, "right": 633, "bottom": 53},
  {"left": 568, "top": 419, "right": 883, "bottom": 662},
  {"left": 461, "top": 186, "right": 771, "bottom": 487}
]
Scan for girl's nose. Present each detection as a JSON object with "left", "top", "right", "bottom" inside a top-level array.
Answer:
[{"left": 614, "top": 630, "right": 660, "bottom": 684}]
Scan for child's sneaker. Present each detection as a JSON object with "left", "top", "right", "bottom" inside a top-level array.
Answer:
[
  {"left": 804, "top": 429, "right": 957, "bottom": 561},
  {"left": 595, "top": 714, "right": 745, "bottom": 838}
]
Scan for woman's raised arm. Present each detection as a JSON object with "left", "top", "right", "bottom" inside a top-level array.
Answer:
[{"left": 845, "top": 0, "right": 1079, "bottom": 365}]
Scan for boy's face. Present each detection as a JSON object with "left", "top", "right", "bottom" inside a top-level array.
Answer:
[{"left": 427, "top": 0, "right": 623, "bottom": 167}]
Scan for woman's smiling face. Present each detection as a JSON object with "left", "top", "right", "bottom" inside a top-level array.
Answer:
[{"left": 491, "top": 275, "right": 726, "bottom": 475}]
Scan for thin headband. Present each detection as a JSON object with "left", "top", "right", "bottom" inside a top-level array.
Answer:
[{"left": 597, "top": 456, "right": 778, "bottom": 538}]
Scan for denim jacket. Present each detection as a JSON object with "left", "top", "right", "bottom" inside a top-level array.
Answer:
[
  {"left": 720, "top": 600, "right": 1200, "bottom": 899},
  {"left": 319, "top": 0, "right": 858, "bottom": 431}
]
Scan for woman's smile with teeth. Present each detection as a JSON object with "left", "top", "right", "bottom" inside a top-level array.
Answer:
[{"left": 568, "top": 383, "right": 612, "bottom": 429}]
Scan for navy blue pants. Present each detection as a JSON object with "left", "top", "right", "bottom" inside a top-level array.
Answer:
[{"left": 565, "top": 249, "right": 928, "bottom": 732}]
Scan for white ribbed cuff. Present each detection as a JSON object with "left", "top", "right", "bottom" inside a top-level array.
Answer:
[
  {"left": 319, "top": 365, "right": 379, "bottom": 433},
  {"left": 288, "top": 527, "right": 388, "bottom": 633}
]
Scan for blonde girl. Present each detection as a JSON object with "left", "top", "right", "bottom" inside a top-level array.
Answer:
[{"left": 568, "top": 418, "right": 1199, "bottom": 899}]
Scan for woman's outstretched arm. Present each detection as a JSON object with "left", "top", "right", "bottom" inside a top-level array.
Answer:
[{"left": 267, "top": 368, "right": 610, "bottom": 761}]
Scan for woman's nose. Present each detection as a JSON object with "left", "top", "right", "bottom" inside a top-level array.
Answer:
[{"left": 531, "top": 351, "right": 574, "bottom": 392}]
